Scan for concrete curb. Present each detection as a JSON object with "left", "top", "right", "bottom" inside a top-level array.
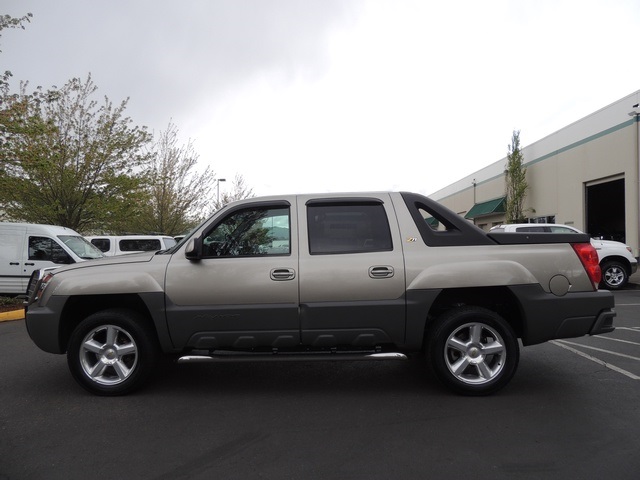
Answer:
[{"left": 0, "top": 308, "right": 25, "bottom": 322}]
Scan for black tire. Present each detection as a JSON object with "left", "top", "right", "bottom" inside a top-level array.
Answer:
[
  {"left": 600, "top": 261, "right": 628, "bottom": 290},
  {"left": 427, "top": 306, "right": 519, "bottom": 396},
  {"left": 67, "top": 309, "right": 159, "bottom": 396}
]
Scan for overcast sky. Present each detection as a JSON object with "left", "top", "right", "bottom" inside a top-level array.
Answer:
[{"left": 3, "top": 0, "right": 640, "bottom": 197}]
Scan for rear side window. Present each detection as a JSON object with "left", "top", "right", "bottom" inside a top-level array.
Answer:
[
  {"left": 307, "top": 202, "right": 392, "bottom": 255},
  {"left": 119, "top": 239, "right": 162, "bottom": 252},
  {"left": 516, "top": 226, "right": 548, "bottom": 233},
  {"left": 90, "top": 238, "right": 111, "bottom": 252}
]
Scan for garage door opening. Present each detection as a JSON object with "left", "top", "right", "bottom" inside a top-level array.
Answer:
[{"left": 586, "top": 178, "right": 625, "bottom": 242}]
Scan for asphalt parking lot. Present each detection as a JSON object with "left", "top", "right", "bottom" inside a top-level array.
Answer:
[
  {"left": 551, "top": 288, "right": 640, "bottom": 381},
  {"left": 1, "top": 289, "right": 639, "bottom": 480}
]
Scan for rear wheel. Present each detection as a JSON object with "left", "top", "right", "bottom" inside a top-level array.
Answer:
[
  {"left": 600, "top": 261, "right": 628, "bottom": 290},
  {"left": 428, "top": 306, "right": 519, "bottom": 395},
  {"left": 67, "top": 309, "right": 158, "bottom": 396}
]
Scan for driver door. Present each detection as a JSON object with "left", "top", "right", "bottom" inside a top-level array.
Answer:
[{"left": 165, "top": 200, "right": 300, "bottom": 350}]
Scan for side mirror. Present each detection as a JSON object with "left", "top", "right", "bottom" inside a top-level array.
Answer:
[{"left": 185, "top": 237, "right": 201, "bottom": 261}]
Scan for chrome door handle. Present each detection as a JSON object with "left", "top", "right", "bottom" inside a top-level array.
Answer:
[
  {"left": 270, "top": 268, "right": 296, "bottom": 281},
  {"left": 369, "top": 266, "right": 394, "bottom": 278}
]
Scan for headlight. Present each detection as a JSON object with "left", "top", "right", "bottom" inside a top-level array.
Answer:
[{"left": 25, "top": 268, "right": 58, "bottom": 306}]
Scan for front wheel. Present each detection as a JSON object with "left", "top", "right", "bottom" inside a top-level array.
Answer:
[
  {"left": 600, "top": 261, "right": 628, "bottom": 290},
  {"left": 427, "top": 306, "right": 519, "bottom": 395},
  {"left": 67, "top": 309, "right": 158, "bottom": 396}
]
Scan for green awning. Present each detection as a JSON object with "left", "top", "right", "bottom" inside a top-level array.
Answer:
[{"left": 464, "top": 196, "right": 506, "bottom": 219}]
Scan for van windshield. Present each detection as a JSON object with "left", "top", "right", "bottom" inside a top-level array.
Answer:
[{"left": 59, "top": 235, "right": 105, "bottom": 260}]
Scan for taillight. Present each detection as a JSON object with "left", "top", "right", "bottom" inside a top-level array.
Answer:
[{"left": 572, "top": 243, "right": 601, "bottom": 289}]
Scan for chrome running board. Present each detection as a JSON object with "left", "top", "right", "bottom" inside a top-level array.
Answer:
[{"left": 177, "top": 351, "right": 408, "bottom": 364}]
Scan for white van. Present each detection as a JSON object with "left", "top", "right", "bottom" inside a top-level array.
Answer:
[
  {"left": 86, "top": 235, "right": 177, "bottom": 256},
  {"left": 0, "top": 223, "right": 104, "bottom": 295}
]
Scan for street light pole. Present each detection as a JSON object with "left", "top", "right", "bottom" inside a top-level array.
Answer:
[{"left": 216, "top": 178, "right": 226, "bottom": 206}]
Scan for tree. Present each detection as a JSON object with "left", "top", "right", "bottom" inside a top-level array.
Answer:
[
  {"left": 134, "top": 122, "right": 215, "bottom": 235},
  {"left": 0, "top": 75, "right": 151, "bottom": 232},
  {"left": 213, "top": 173, "right": 255, "bottom": 212},
  {"left": 504, "top": 130, "right": 528, "bottom": 223},
  {"left": 1, "top": 13, "right": 32, "bottom": 95}
]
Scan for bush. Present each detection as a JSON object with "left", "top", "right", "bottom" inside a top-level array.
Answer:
[{"left": 0, "top": 296, "right": 23, "bottom": 308}]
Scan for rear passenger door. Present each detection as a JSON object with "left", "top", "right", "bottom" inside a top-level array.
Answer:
[{"left": 297, "top": 194, "right": 406, "bottom": 347}]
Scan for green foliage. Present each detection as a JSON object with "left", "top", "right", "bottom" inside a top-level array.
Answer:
[
  {"left": 213, "top": 173, "right": 255, "bottom": 213},
  {"left": 0, "top": 295, "right": 22, "bottom": 307},
  {"left": 505, "top": 130, "right": 528, "bottom": 223},
  {"left": 0, "top": 75, "right": 151, "bottom": 232},
  {"left": 1, "top": 13, "right": 33, "bottom": 94},
  {"left": 127, "top": 121, "right": 215, "bottom": 235}
]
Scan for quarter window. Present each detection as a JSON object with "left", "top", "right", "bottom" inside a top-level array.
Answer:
[
  {"left": 307, "top": 203, "right": 393, "bottom": 255},
  {"left": 202, "top": 207, "right": 290, "bottom": 257}
]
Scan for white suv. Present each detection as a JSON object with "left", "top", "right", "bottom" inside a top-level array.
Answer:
[{"left": 490, "top": 224, "right": 638, "bottom": 289}]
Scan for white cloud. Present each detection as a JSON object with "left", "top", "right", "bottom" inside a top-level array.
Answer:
[{"left": 3, "top": 0, "right": 640, "bottom": 199}]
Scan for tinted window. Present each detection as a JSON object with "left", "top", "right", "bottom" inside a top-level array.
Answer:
[
  {"left": 29, "top": 236, "right": 73, "bottom": 264},
  {"left": 91, "top": 238, "right": 111, "bottom": 252},
  {"left": 119, "top": 239, "right": 162, "bottom": 252},
  {"left": 307, "top": 203, "right": 392, "bottom": 255},
  {"left": 516, "top": 226, "right": 548, "bottom": 232},
  {"left": 549, "top": 226, "right": 579, "bottom": 234},
  {"left": 202, "top": 207, "right": 290, "bottom": 257}
]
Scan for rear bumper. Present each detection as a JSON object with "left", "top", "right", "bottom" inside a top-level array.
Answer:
[
  {"left": 510, "top": 285, "right": 615, "bottom": 346},
  {"left": 589, "top": 308, "right": 616, "bottom": 335}
]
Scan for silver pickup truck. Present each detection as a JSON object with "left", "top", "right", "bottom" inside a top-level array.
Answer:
[{"left": 25, "top": 192, "right": 615, "bottom": 396}]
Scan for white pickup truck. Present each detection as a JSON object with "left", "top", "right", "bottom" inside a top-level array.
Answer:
[
  {"left": 25, "top": 192, "right": 616, "bottom": 396},
  {"left": 490, "top": 224, "right": 638, "bottom": 289}
]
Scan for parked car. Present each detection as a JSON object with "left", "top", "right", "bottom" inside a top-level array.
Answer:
[
  {"left": 489, "top": 224, "right": 638, "bottom": 289},
  {"left": 86, "top": 235, "right": 177, "bottom": 256},
  {"left": 0, "top": 223, "right": 103, "bottom": 295},
  {"left": 25, "top": 192, "right": 615, "bottom": 396}
]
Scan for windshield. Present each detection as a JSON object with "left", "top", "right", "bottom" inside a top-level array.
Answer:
[{"left": 59, "top": 235, "right": 105, "bottom": 260}]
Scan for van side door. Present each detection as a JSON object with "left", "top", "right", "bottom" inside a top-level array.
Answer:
[
  {"left": 26, "top": 236, "right": 74, "bottom": 277},
  {"left": 0, "top": 226, "right": 27, "bottom": 294}
]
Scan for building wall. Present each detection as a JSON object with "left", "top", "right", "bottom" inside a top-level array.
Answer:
[{"left": 431, "top": 90, "right": 640, "bottom": 254}]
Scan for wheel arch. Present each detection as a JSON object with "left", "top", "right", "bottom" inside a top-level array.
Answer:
[
  {"left": 406, "top": 286, "right": 525, "bottom": 351},
  {"left": 58, "top": 294, "right": 166, "bottom": 354},
  {"left": 600, "top": 255, "right": 633, "bottom": 274}
]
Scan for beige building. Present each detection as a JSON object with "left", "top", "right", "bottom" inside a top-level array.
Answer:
[{"left": 430, "top": 90, "right": 640, "bottom": 255}]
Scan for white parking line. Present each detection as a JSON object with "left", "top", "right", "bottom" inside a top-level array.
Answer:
[
  {"left": 550, "top": 340, "right": 640, "bottom": 380},
  {"left": 594, "top": 336, "right": 640, "bottom": 347},
  {"left": 614, "top": 326, "right": 640, "bottom": 332}
]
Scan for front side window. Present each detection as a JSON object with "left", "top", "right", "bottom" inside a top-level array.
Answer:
[
  {"left": 29, "top": 236, "right": 73, "bottom": 264},
  {"left": 307, "top": 202, "right": 392, "bottom": 255},
  {"left": 202, "top": 207, "right": 290, "bottom": 257}
]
